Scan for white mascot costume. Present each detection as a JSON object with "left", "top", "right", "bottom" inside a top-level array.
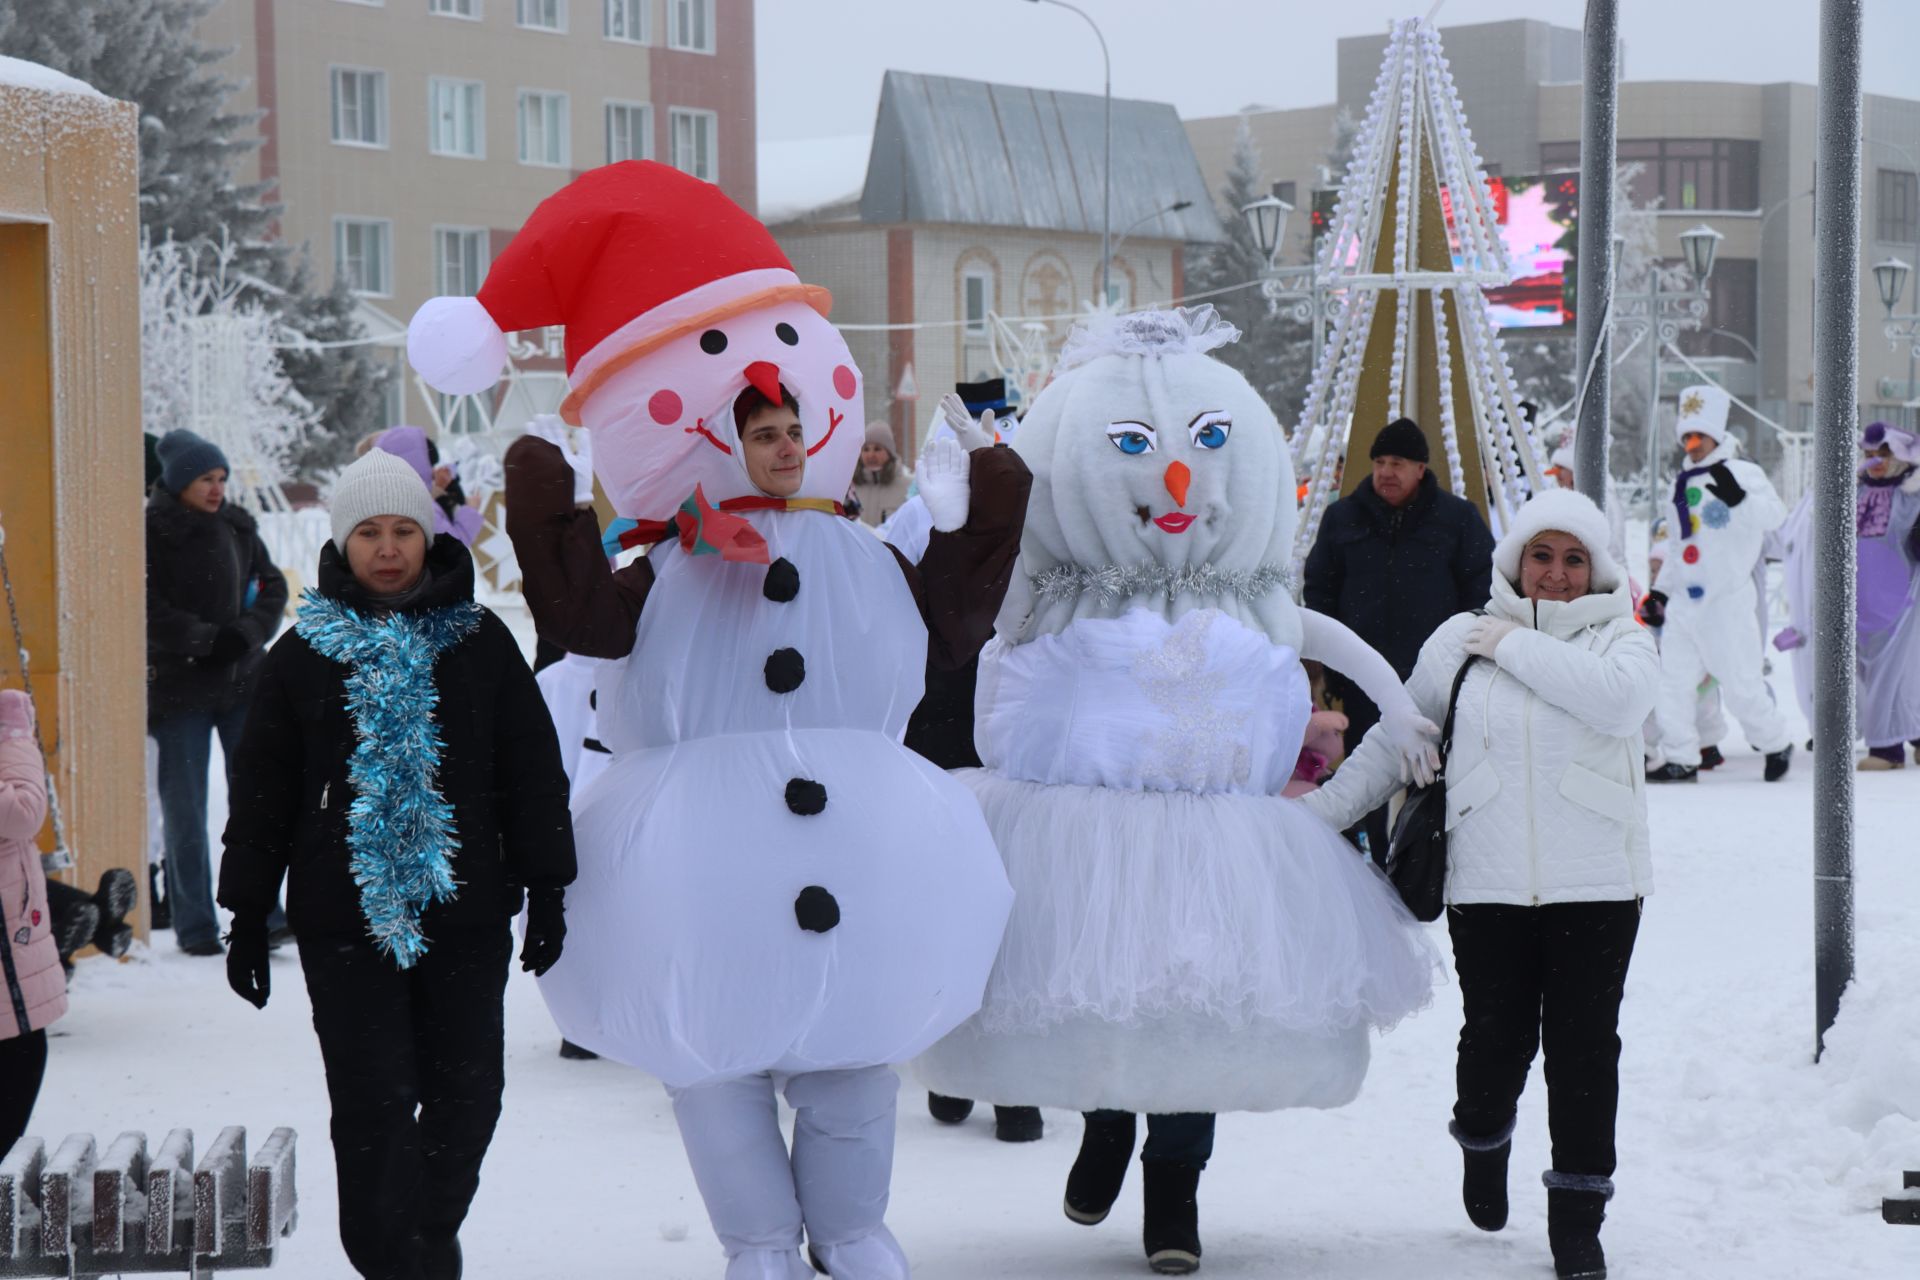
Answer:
[
  {"left": 408, "top": 161, "right": 1027, "bottom": 1280},
  {"left": 1646, "top": 385, "right": 1792, "bottom": 776},
  {"left": 916, "top": 308, "right": 1438, "bottom": 1266}
]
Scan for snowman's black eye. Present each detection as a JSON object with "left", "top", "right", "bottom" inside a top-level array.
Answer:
[
  {"left": 775, "top": 322, "right": 799, "bottom": 346},
  {"left": 699, "top": 329, "right": 728, "bottom": 355}
]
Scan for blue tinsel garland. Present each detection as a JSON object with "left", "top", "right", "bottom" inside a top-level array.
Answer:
[{"left": 295, "top": 590, "right": 483, "bottom": 968}]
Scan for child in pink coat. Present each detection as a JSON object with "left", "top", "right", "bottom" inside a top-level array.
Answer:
[{"left": 0, "top": 689, "right": 65, "bottom": 1152}]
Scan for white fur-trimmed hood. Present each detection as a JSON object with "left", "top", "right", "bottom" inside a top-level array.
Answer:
[{"left": 1494, "top": 489, "right": 1624, "bottom": 593}]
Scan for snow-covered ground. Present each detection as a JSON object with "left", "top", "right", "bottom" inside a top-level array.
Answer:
[{"left": 35, "top": 652, "right": 1920, "bottom": 1278}]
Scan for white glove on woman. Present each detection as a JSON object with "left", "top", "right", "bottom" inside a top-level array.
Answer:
[
  {"left": 917, "top": 437, "right": 973, "bottom": 533},
  {"left": 1300, "top": 610, "right": 1441, "bottom": 787},
  {"left": 1462, "top": 616, "right": 1520, "bottom": 661},
  {"left": 528, "top": 414, "right": 596, "bottom": 506},
  {"left": 936, "top": 392, "right": 997, "bottom": 452}
]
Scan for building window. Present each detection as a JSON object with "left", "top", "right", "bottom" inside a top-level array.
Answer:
[
  {"left": 1677, "top": 255, "right": 1757, "bottom": 360},
  {"left": 669, "top": 107, "right": 716, "bottom": 181},
  {"left": 668, "top": 0, "right": 713, "bottom": 52},
  {"left": 962, "top": 267, "right": 991, "bottom": 334},
  {"left": 518, "top": 90, "right": 570, "bottom": 166},
  {"left": 517, "top": 0, "right": 566, "bottom": 31},
  {"left": 428, "top": 0, "right": 480, "bottom": 16},
  {"left": 1543, "top": 139, "right": 1758, "bottom": 211},
  {"left": 330, "top": 67, "right": 388, "bottom": 148},
  {"left": 1878, "top": 169, "right": 1918, "bottom": 245},
  {"left": 428, "top": 78, "right": 484, "bottom": 158},
  {"left": 334, "top": 218, "right": 392, "bottom": 296},
  {"left": 605, "top": 101, "right": 652, "bottom": 163},
  {"left": 1105, "top": 272, "right": 1132, "bottom": 312},
  {"left": 604, "top": 0, "right": 647, "bottom": 42},
  {"left": 434, "top": 227, "right": 489, "bottom": 297}
]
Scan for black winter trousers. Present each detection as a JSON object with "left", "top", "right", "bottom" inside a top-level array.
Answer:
[
  {"left": 0, "top": 1030, "right": 48, "bottom": 1154},
  {"left": 1448, "top": 902, "right": 1640, "bottom": 1179},
  {"left": 299, "top": 928, "right": 510, "bottom": 1280},
  {"left": 1086, "top": 1109, "right": 1217, "bottom": 1168}
]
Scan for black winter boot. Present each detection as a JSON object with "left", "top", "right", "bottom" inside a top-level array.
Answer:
[
  {"left": 1645, "top": 762, "right": 1698, "bottom": 783},
  {"left": 1450, "top": 1118, "right": 1514, "bottom": 1231},
  {"left": 994, "top": 1104, "right": 1043, "bottom": 1142},
  {"left": 1764, "top": 743, "right": 1794, "bottom": 782},
  {"left": 419, "top": 1233, "right": 462, "bottom": 1280},
  {"left": 54, "top": 902, "right": 99, "bottom": 968},
  {"left": 149, "top": 864, "right": 170, "bottom": 930},
  {"left": 1065, "top": 1111, "right": 1138, "bottom": 1225},
  {"left": 1141, "top": 1159, "right": 1203, "bottom": 1274},
  {"left": 1698, "top": 744, "right": 1725, "bottom": 770},
  {"left": 927, "top": 1092, "right": 974, "bottom": 1124},
  {"left": 1543, "top": 1172, "right": 1612, "bottom": 1279}
]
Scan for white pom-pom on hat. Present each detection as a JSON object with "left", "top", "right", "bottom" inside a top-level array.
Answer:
[{"left": 407, "top": 295, "right": 509, "bottom": 395}]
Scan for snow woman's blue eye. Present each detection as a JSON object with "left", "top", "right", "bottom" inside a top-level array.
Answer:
[
  {"left": 1189, "top": 413, "right": 1231, "bottom": 450},
  {"left": 1105, "top": 423, "right": 1157, "bottom": 455}
]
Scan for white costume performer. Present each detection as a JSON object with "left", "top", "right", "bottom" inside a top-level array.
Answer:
[
  {"left": 918, "top": 308, "right": 1437, "bottom": 1119},
  {"left": 408, "top": 162, "right": 1028, "bottom": 1280},
  {"left": 1646, "top": 385, "right": 1791, "bottom": 773}
]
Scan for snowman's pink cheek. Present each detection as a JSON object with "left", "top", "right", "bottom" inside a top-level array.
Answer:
[
  {"left": 832, "top": 365, "right": 857, "bottom": 400},
  {"left": 649, "top": 389, "right": 683, "bottom": 425}
]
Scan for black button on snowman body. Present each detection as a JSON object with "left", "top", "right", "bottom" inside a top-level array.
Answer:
[{"left": 764, "top": 555, "right": 838, "bottom": 933}]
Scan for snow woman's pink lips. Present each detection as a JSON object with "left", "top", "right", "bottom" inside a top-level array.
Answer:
[{"left": 1153, "top": 512, "right": 1196, "bottom": 534}]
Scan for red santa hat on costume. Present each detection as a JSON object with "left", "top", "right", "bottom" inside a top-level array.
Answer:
[{"left": 406, "top": 161, "right": 832, "bottom": 425}]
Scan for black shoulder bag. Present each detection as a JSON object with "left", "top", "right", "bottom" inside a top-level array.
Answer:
[{"left": 1382, "top": 653, "right": 1481, "bottom": 922}]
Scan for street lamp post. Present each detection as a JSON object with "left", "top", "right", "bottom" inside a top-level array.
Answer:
[
  {"left": 1872, "top": 257, "right": 1920, "bottom": 366},
  {"left": 1611, "top": 222, "right": 1724, "bottom": 510},
  {"left": 1239, "top": 194, "right": 1336, "bottom": 370},
  {"left": 1024, "top": 0, "right": 1111, "bottom": 305},
  {"left": 1108, "top": 199, "right": 1193, "bottom": 304}
]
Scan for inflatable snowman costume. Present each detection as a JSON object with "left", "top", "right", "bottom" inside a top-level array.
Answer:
[
  {"left": 1646, "top": 385, "right": 1792, "bottom": 772},
  {"left": 917, "top": 308, "right": 1437, "bottom": 1118},
  {"left": 407, "top": 163, "right": 1028, "bottom": 1280}
]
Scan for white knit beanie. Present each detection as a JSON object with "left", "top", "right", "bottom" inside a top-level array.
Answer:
[{"left": 330, "top": 448, "right": 441, "bottom": 551}]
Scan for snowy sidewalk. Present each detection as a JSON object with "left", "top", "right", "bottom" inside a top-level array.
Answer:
[{"left": 37, "top": 737, "right": 1920, "bottom": 1278}]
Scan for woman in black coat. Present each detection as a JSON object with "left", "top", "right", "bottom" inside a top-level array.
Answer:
[{"left": 218, "top": 449, "right": 575, "bottom": 1280}]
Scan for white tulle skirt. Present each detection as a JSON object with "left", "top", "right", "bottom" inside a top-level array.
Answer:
[{"left": 914, "top": 772, "right": 1439, "bottom": 1115}]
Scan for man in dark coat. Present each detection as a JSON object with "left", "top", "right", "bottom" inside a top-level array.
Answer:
[
  {"left": 145, "top": 429, "right": 289, "bottom": 954},
  {"left": 1304, "top": 417, "right": 1496, "bottom": 860}
]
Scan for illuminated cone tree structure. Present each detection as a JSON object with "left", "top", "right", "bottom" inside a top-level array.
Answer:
[{"left": 1292, "top": 18, "right": 1552, "bottom": 565}]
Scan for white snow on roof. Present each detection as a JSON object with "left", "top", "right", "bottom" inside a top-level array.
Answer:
[
  {"left": 0, "top": 54, "right": 105, "bottom": 99},
  {"left": 758, "top": 134, "right": 871, "bottom": 224}
]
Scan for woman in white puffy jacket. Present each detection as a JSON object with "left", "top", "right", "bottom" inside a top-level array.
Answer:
[{"left": 1306, "top": 488, "right": 1657, "bottom": 1280}]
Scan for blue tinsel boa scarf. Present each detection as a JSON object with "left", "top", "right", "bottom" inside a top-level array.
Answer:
[{"left": 295, "top": 589, "right": 484, "bottom": 968}]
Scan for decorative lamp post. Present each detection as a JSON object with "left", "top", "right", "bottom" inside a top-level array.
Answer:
[
  {"left": 1610, "top": 224, "right": 1722, "bottom": 510},
  {"left": 1106, "top": 199, "right": 1194, "bottom": 306},
  {"left": 1872, "top": 257, "right": 1920, "bottom": 362},
  {"left": 1239, "top": 193, "right": 1336, "bottom": 370}
]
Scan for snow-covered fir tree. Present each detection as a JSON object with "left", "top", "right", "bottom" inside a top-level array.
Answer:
[{"left": 0, "top": 0, "right": 390, "bottom": 477}]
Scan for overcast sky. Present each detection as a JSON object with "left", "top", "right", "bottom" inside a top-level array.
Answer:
[{"left": 756, "top": 0, "right": 1920, "bottom": 143}]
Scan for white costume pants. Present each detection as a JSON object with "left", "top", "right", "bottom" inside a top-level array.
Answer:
[
  {"left": 1654, "top": 583, "right": 1792, "bottom": 767},
  {"left": 669, "top": 1066, "right": 908, "bottom": 1280}
]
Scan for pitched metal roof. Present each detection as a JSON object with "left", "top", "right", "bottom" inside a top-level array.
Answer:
[{"left": 859, "top": 71, "right": 1227, "bottom": 243}]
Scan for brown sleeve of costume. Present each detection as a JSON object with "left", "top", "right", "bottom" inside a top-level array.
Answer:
[
  {"left": 503, "top": 436, "right": 654, "bottom": 660},
  {"left": 889, "top": 445, "right": 1033, "bottom": 671}
]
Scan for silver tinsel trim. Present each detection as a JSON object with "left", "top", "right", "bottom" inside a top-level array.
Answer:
[{"left": 1031, "top": 562, "right": 1291, "bottom": 605}]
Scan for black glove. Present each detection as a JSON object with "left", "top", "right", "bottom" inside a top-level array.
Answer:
[
  {"left": 520, "top": 888, "right": 567, "bottom": 976},
  {"left": 225, "top": 922, "right": 271, "bottom": 1009},
  {"left": 1704, "top": 463, "right": 1746, "bottom": 508},
  {"left": 1637, "top": 590, "right": 1668, "bottom": 628},
  {"left": 208, "top": 624, "right": 252, "bottom": 664}
]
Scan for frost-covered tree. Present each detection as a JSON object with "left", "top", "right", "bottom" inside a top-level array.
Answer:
[
  {"left": 1185, "top": 120, "right": 1314, "bottom": 425},
  {"left": 0, "top": 0, "right": 390, "bottom": 478},
  {"left": 141, "top": 235, "right": 318, "bottom": 507}
]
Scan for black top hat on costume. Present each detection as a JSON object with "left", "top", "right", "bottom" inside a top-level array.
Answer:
[{"left": 956, "top": 377, "right": 1012, "bottom": 414}]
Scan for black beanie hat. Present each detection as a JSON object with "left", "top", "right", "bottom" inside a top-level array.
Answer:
[{"left": 1369, "top": 417, "right": 1430, "bottom": 464}]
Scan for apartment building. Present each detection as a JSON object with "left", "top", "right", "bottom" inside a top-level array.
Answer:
[
  {"left": 197, "top": 0, "right": 755, "bottom": 425},
  {"left": 1186, "top": 18, "right": 1920, "bottom": 442}
]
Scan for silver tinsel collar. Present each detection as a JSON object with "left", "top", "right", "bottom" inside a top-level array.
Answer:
[{"left": 1031, "top": 562, "right": 1291, "bottom": 605}]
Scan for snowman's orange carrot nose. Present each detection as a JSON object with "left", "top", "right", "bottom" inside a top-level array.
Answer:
[
  {"left": 1164, "top": 460, "right": 1192, "bottom": 508},
  {"left": 744, "top": 361, "right": 784, "bottom": 403}
]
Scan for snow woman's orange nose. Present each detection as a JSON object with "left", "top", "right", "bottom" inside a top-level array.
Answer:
[{"left": 1164, "top": 460, "right": 1191, "bottom": 508}]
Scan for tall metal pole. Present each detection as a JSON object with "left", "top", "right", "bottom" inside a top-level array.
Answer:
[
  {"left": 1028, "top": 1, "right": 1112, "bottom": 306},
  {"left": 1573, "top": 0, "right": 1618, "bottom": 507},
  {"left": 1647, "top": 293, "right": 1664, "bottom": 502},
  {"left": 1812, "top": 0, "right": 1861, "bottom": 1061}
]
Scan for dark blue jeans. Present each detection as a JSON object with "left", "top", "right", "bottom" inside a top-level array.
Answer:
[{"left": 152, "top": 703, "right": 284, "bottom": 949}]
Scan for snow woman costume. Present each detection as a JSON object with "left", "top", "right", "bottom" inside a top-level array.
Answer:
[
  {"left": 912, "top": 307, "right": 1438, "bottom": 1274},
  {"left": 407, "top": 161, "right": 1029, "bottom": 1280}
]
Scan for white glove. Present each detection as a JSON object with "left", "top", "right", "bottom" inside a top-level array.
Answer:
[
  {"left": 1462, "top": 616, "right": 1520, "bottom": 661},
  {"left": 937, "top": 392, "right": 996, "bottom": 452},
  {"left": 917, "top": 437, "right": 972, "bottom": 533},
  {"left": 1382, "top": 705, "right": 1443, "bottom": 788},
  {"left": 528, "top": 414, "right": 596, "bottom": 506}
]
